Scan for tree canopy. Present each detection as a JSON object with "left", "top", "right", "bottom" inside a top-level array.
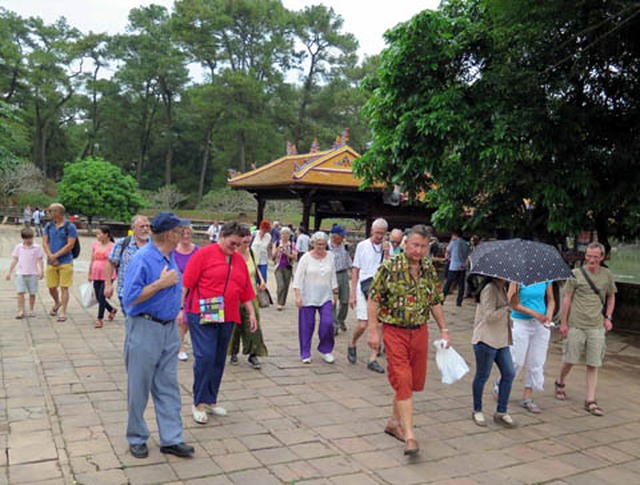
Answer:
[
  {"left": 57, "top": 157, "right": 145, "bottom": 224},
  {"left": 358, "top": 0, "right": 640, "bottom": 246},
  {"left": 0, "top": 2, "right": 372, "bottom": 207}
]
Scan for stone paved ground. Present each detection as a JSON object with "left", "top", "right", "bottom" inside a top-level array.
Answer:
[{"left": 1, "top": 224, "right": 640, "bottom": 485}]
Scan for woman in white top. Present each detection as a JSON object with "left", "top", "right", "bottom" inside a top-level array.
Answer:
[
  {"left": 251, "top": 220, "right": 272, "bottom": 282},
  {"left": 293, "top": 232, "right": 338, "bottom": 364}
]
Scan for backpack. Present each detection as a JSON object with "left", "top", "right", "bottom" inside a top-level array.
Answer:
[
  {"left": 65, "top": 222, "right": 81, "bottom": 259},
  {"left": 45, "top": 221, "right": 80, "bottom": 259},
  {"left": 115, "top": 235, "right": 132, "bottom": 267}
]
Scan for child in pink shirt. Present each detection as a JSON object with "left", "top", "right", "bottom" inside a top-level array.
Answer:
[{"left": 5, "top": 227, "right": 44, "bottom": 318}]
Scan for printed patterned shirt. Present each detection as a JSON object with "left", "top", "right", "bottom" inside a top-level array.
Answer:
[
  {"left": 108, "top": 236, "right": 146, "bottom": 300},
  {"left": 369, "top": 252, "right": 444, "bottom": 327}
]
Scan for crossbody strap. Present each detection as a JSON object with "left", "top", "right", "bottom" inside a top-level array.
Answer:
[
  {"left": 579, "top": 266, "right": 607, "bottom": 316},
  {"left": 197, "top": 257, "right": 232, "bottom": 301}
]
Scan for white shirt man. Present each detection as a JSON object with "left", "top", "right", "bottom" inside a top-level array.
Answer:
[{"left": 347, "top": 218, "right": 389, "bottom": 373}]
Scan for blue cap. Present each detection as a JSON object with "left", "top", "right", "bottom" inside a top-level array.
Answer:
[
  {"left": 150, "top": 212, "right": 190, "bottom": 233},
  {"left": 330, "top": 224, "right": 347, "bottom": 236}
]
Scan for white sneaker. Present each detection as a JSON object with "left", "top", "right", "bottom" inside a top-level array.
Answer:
[
  {"left": 322, "top": 353, "right": 335, "bottom": 364},
  {"left": 192, "top": 405, "right": 208, "bottom": 424},
  {"left": 302, "top": 358, "right": 312, "bottom": 364},
  {"left": 178, "top": 351, "right": 188, "bottom": 361},
  {"left": 204, "top": 404, "right": 227, "bottom": 416},
  {"left": 472, "top": 411, "right": 487, "bottom": 427}
]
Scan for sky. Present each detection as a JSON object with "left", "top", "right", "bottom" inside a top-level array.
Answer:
[{"left": 2, "top": 0, "right": 440, "bottom": 59}]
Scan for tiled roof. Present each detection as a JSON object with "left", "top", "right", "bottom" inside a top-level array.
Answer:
[{"left": 228, "top": 145, "right": 379, "bottom": 189}]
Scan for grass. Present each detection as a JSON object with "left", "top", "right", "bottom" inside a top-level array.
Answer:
[{"left": 607, "top": 244, "right": 640, "bottom": 283}]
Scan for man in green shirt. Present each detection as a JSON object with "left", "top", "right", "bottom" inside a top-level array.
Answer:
[
  {"left": 367, "top": 224, "right": 451, "bottom": 456},
  {"left": 555, "top": 242, "right": 616, "bottom": 417}
]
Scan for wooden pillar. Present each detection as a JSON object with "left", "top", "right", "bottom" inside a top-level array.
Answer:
[
  {"left": 301, "top": 193, "right": 312, "bottom": 231},
  {"left": 256, "top": 197, "right": 265, "bottom": 225},
  {"left": 315, "top": 215, "right": 322, "bottom": 232}
]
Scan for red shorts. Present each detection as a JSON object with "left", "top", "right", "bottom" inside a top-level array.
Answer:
[{"left": 383, "top": 323, "right": 429, "bottom": 401}]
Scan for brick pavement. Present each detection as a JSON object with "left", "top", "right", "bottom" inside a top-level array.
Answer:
[{"left": 1, "top": 225, "right": 640, "bottom": 484}]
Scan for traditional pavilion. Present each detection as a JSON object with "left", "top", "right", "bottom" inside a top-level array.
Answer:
[{"left": 227, "top": 132, "right": 433, "bottom": 231}]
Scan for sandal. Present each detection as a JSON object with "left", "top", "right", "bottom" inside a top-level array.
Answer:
[
  {"left": 521, "top": 399, "right": 541, "bottom": 414},
  {"left": 554, "top": 381, "right": 566, "bottom": 400},
  {"left": 94, "top": 319, "right": 104, "bottom": 328},
  {"left": 584, "top": 400, "right": 604, "bottom": 417},
  {"left": 56, "top": 315, "right": 68, "bottom": 322},
  {"left": 107, "top": 308, "right": 118, "bottom": 321},
  {"left": 49, "top": 304, "right": 61, "bottom": 316},
  {"left": 16, "top": 312, "right": 24, "bottom": 320}
]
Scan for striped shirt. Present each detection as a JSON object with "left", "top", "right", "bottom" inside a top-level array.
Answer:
[{"left": 329, "top": 241, "right": 352, "bottom": 272}]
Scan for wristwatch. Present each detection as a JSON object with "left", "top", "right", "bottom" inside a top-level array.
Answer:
[{"left": 605, "top": 315, "right": 613, "bottom": 322}]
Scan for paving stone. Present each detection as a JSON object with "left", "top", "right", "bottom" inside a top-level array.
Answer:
[
  {"left": 123, "top": 463, "right": 178, "bottom": 485},
  {"left": 8, "top": 461, "right": 62, "bottom": 484},
  {"left": 252, "top": 446, "right": 299, "bottom": 465},
  {"left": 213, "top": 452, "right": 262, "bottom": 473}
]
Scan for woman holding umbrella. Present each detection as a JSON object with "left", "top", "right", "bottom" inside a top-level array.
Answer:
[
  {"left": 471, "top": 277, "right": 516, "bottom": 427},
  {"left": 508, "top": 282, "right": 555, "bottom": 413}
]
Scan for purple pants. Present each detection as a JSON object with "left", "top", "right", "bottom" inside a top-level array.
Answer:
[{"left": 298, "top": 300, "right": 334, "bottom": 360}]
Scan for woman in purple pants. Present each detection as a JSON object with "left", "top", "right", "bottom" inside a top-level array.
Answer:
[{"left": 293, "top": 232, "right": 338, "bottom": 364}]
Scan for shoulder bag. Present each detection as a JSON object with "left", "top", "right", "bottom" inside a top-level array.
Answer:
[{"left": 198, "top": 258, "right": 232, "bottom": 324}]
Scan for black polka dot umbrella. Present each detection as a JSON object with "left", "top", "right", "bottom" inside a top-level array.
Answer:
[{"left": 469, "top": 239, "right": 575, "bottom": 286}]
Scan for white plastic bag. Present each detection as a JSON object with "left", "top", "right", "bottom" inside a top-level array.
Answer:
[
  {"left": 433, "top": 339, "right": 469, "bottom": 384},
  {"left": 80, "top": 282, "right": 98, "bottom": 309}
]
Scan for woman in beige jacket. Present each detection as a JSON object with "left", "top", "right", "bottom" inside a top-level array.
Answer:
[{"left": 471, "top": 277, "right": 516, "bottom": 428}]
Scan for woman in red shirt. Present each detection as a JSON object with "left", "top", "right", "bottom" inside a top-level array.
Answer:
[{"left": 182, "top": 222, "right": 257, "bottom": 425}]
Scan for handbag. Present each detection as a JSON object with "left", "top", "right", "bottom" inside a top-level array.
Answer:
[
  {"left": 198, "top": 258, "right": 232, "bottom": 325},
  {"left": 250, "top": 249, "right": 271, "bottom": 308},
  {"left": 360, "top": 277, "right": 374, "bottom": 298},
  {"left": 258, "top": 288, "right": 273, "bottom": 308}
]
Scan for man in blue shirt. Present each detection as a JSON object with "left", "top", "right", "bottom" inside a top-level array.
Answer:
[
  {"left": 122, "top": 212, "right": 194, "bottom": 459},
  {"left": 442, "top": 231, "right": 470, "bottom": 307},
  {"left": 42, "top": 203, "right": 77, "bottom": 322}
]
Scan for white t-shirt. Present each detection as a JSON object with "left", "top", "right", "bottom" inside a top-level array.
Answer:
[
  {"left": 207, "top": 224, "right": 220, "bottom": 242},
  {"left": 352, "top": 239, "right": 384, "bottom": 282},
  {"left": 293, "top": 252, "right": 338, "bottom": 306},
  {"left": 296, "top": 233, "right": 310, "bottom": 253},
  {"left": 251, "top": 232, "right": 272, "bottom": 265}
]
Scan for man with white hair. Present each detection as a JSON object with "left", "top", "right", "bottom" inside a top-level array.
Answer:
[
  {"left": 348, "top": 218, "right": 390, "bottom": 373},
  {"left": 555, "top": 242, "right": 616, "bottom": 417}
]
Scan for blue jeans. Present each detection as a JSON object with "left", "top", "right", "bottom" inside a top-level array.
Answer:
[
  {"left": 472, "top": 341, "right": 515, "bottom": 414},
  {"left": 443, "top": 270, "right": 465, "bottom": 306},
  {"left": 258, "top": 264, "right": 268, "bottom": 283},
  {"left": 187, "top": 313, "right": 234, "bottom": 406}
]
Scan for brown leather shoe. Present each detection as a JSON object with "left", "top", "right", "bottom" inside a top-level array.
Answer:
[
  {"left": 404, "top": 438, "right": 419, "bottom": 456},
  {"left": 384, "top": 422, "right": 405, "bottom": 442}
]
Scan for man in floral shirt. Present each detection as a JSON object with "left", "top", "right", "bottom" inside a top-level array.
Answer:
[{"left": 367, "top": 224, "right": 451, "bottom": 456}]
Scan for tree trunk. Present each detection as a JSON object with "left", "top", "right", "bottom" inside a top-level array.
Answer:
[
  {"left": 237, "top": 131, "right": 246, "bottom": 172},
  {"left": 198, "top": 126, "right": 213, "bottom": 203},
  {"left": 595, "top": 213, "right": 611, "bottom": 256}
]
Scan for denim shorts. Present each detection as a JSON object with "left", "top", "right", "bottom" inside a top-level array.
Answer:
[{"left": 16, "top": 274, "right": 39, "bottom": 294}]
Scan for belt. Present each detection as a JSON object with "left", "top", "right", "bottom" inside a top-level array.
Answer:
[
  {"left": 384, "top": 323, "right": 424, "bottom": 330},
  {"left": 336, "top": 269, "right": 349, "bottom": 274},
  {"left": 137, "top": 313, "right": 174, "bottom": 325}
]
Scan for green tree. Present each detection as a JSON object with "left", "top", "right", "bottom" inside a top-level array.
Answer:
[
  {"left": 57, "top": 157, "right": 145, "bottom": 225},
  {"left": 358, "top": 0, "right": 640, "bottom": 246},
  {"left": 291, "top": 5, "right": 358, "bottom": 147}
]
